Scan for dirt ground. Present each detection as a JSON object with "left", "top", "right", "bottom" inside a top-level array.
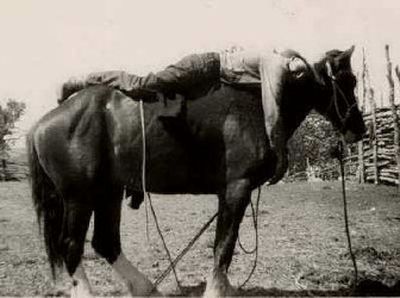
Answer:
[{"left": 0, "top": 180, "right": 399, "bottom": 296}]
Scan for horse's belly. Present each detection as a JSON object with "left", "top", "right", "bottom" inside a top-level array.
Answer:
[
  {"left": 133, "top": 142, "right": 222, "bottom": 194},
  {"left": 113, "top": 123, "right": 220, "bottom": 194}
]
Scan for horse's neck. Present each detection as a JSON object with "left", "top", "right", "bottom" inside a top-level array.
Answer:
[{"left": 281, "top": 105, "right": 313, "bottom": 143}]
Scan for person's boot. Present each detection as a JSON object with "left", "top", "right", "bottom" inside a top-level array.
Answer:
[{"left": 157, "top": 93, "right": 186, "bottom": 119}]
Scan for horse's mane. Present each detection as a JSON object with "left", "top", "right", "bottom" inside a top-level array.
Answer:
[{"left": 325, "top": 49, "right": 343, "bottom": 59}]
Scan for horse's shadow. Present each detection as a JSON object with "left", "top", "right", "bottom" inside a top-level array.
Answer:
[{"left": 169, "top": 279, "right": 400, "bottom": 296}]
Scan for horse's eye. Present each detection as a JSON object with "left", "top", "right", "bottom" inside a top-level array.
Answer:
[
  {"left": 351, "top": 77, "right": 357, "bottom": 87},
  {"left": 347, "top": 76, "right": 357, "bottom": 88},
  {"left": 338, "top": 72, "right": 357, "bottom": 89}
]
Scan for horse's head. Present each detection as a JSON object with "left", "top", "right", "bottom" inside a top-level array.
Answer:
[{"left": 311, "top": 46, "right": 366, "bottom": 143}]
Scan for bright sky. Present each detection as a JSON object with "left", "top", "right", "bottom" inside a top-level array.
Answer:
[{"left": 1, "top": 0, "right": 400, "bottom": 141}]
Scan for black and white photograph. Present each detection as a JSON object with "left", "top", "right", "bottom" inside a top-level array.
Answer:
[{"left": 0, "top": 0, "right": 399, "bottom": 296}]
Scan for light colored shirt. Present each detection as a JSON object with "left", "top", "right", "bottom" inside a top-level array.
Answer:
[
  {"left": 220, "top": 49, "right": 291, "bottom": 140},
  {"left": 219, "top": 50, "right": 262, "bottom": 84},
  {"left": 219, "top": 49, "right": 317, "bottom": 143}
]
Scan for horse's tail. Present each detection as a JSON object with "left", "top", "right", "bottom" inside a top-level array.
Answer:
[
  {"left": 58, "top": 79, "right": 87, "bottom": 104},
  {"left": 26, "top": 131, "right": 64, "bottom": 278}
]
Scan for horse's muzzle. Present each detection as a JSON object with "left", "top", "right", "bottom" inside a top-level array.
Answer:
[{"left": 343, "top": 129, "right": 364, "bottom": 143}]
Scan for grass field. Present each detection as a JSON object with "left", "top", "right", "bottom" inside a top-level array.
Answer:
[{"left": 0, "top": 180, "right": 399, "bottom": 296}]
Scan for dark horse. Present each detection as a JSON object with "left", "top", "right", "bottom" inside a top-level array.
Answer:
[{"left": 27, "top": 47, "right": 365, "bottom": 297}]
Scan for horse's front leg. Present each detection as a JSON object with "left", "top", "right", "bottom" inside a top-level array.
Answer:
[{"left": 204, "top": 179, "right": 251, "bottom": 298}]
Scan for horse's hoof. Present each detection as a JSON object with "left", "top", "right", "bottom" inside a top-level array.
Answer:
[
  {"left": 71, "top": 284, "right": 93, "bottom": 298},
  {"left": 203, "top": 286, "right": 236, "bottom": 298},
  {"left": 148, "top": 286, "right": 163, "bottom": 297},
  {"left": 126, "top": 280, "right": 162, "bottom": 297},
  {"left": 203, "top": 274, "right": 235, "bottom": 298}
]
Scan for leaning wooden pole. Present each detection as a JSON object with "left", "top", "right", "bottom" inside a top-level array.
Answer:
[
  {"left": 357, "top": 48, "right": 367, "bottom": 183},
  {"left": 361, "top": 47, "right": 368, "bottom": 111},
  {"left": 369, "top": 87, "right": 379, "bottom": 184},
  {"left": 386, "top": 45, "right": 400, "bottom": 189},
  {"left": 388, "top": 45, "right": 400, "bottom": 189},
  {"left": 363, "top": 49, "right": 379, "bottom": 184}
]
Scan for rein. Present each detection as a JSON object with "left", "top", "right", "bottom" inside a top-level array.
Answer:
[
  {"left": 325, "top": 64, "right": 359, "bottom": 288},
  {"left": 334, "top": 140, "right": 359, "bottom": 289},
  {"left": 237, "top": 187, "right": 261, "bottom": 289},
  {"left": 139, "top": 100, "right": 182, "bottom": 291},
  {"left": 325, "top": 62, "right": 357, "bottom": 130}
]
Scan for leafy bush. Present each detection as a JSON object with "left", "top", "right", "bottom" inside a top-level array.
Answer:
[
  {"left": 287, "top": 112, "right": 338, "bottom": 175},
  {"left": 0, "top": 99, "right": 26, "bottom": 159}
]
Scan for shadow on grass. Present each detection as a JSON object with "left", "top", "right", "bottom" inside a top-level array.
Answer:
[{"left": 169, "top": 279, "right": 400, "bottom": 296}]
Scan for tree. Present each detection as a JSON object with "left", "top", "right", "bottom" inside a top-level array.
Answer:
[
  {"left": 0, "top": 99, "right": 26, "bottom": 159},
  {"left": 287, "top": 112, "right": 338, "bottom": 176}
]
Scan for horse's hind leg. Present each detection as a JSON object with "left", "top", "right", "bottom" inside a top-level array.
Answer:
[
  {"left": 61, "top": 199, "right": 94, "bottom": 297},
  {"left": 204, "top": 179, "right": 251, "bottom": 298},
  {"left": 91, "top": 187, "right": 159, "bottom": 296}
]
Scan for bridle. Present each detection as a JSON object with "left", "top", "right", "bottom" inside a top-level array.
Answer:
[{"left": 325, "top": 62, "right": 358, "bottom": 131}]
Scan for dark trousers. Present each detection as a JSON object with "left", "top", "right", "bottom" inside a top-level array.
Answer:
[{"left": 86, "top": 52, "right": 221, "bottom": 98}]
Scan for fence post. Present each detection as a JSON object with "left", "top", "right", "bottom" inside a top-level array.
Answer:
[
  {"left": 369, "top": 88, "right": 379, "bottom": 184},
  {"left": 363, "top": 48, "right": 379, "bottom": 184},
  {"left": 357, "top": 48, "right": 367, "bottom": 183},
  {"left": 388, "top": 48, "right": 400, "bottom": 189},
  {"left": 1, "top": 159, "right": 8, "bottom": 181}
]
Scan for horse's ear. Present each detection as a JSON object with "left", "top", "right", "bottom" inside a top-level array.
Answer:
[
  {"left": 340, "top": 45, "right": 355, "bottom": 60},
  {"left": 333, "top": 45, "right": 355, "bottom": 70}
]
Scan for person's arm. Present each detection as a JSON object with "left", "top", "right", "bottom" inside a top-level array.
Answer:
[
  {"left": 259, "top": 51, "right": 309, "bottom": 184},
  {"left": 259, "top": 52, "right": 285, "bottom": 142},
  {"left": 258, "top": 52, "right": 288, "bottom": 184}
]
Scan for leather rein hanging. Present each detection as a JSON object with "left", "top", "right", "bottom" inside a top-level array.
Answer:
[
  {"left": 325, "top": 62, "right": 358, "bottom": 131},
  {"left": 325, "top": 62, "right": 359, "bottom": 288}
]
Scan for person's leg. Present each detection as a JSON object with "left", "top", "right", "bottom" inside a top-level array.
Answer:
[
  {"left": 86, "top": 53, "right": 220, "bottom": 97},
  {"left": 86, "top": 71, "right": 145, "bottom": 97},
  {"left": 138, "top": 52, "right": 220, "bottom": 95}
]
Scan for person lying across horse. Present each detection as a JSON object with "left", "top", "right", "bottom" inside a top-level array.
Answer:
[{"left": 59, "top": 48, "right": 322, "bottom": 186}]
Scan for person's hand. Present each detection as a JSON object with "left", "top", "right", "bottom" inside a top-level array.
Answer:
[
  {"left": 267, "top": 149, "right": 288, "bottom": 185},
  {"left": 288, "top": 56, "right": 308, "bottom": 78}
]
